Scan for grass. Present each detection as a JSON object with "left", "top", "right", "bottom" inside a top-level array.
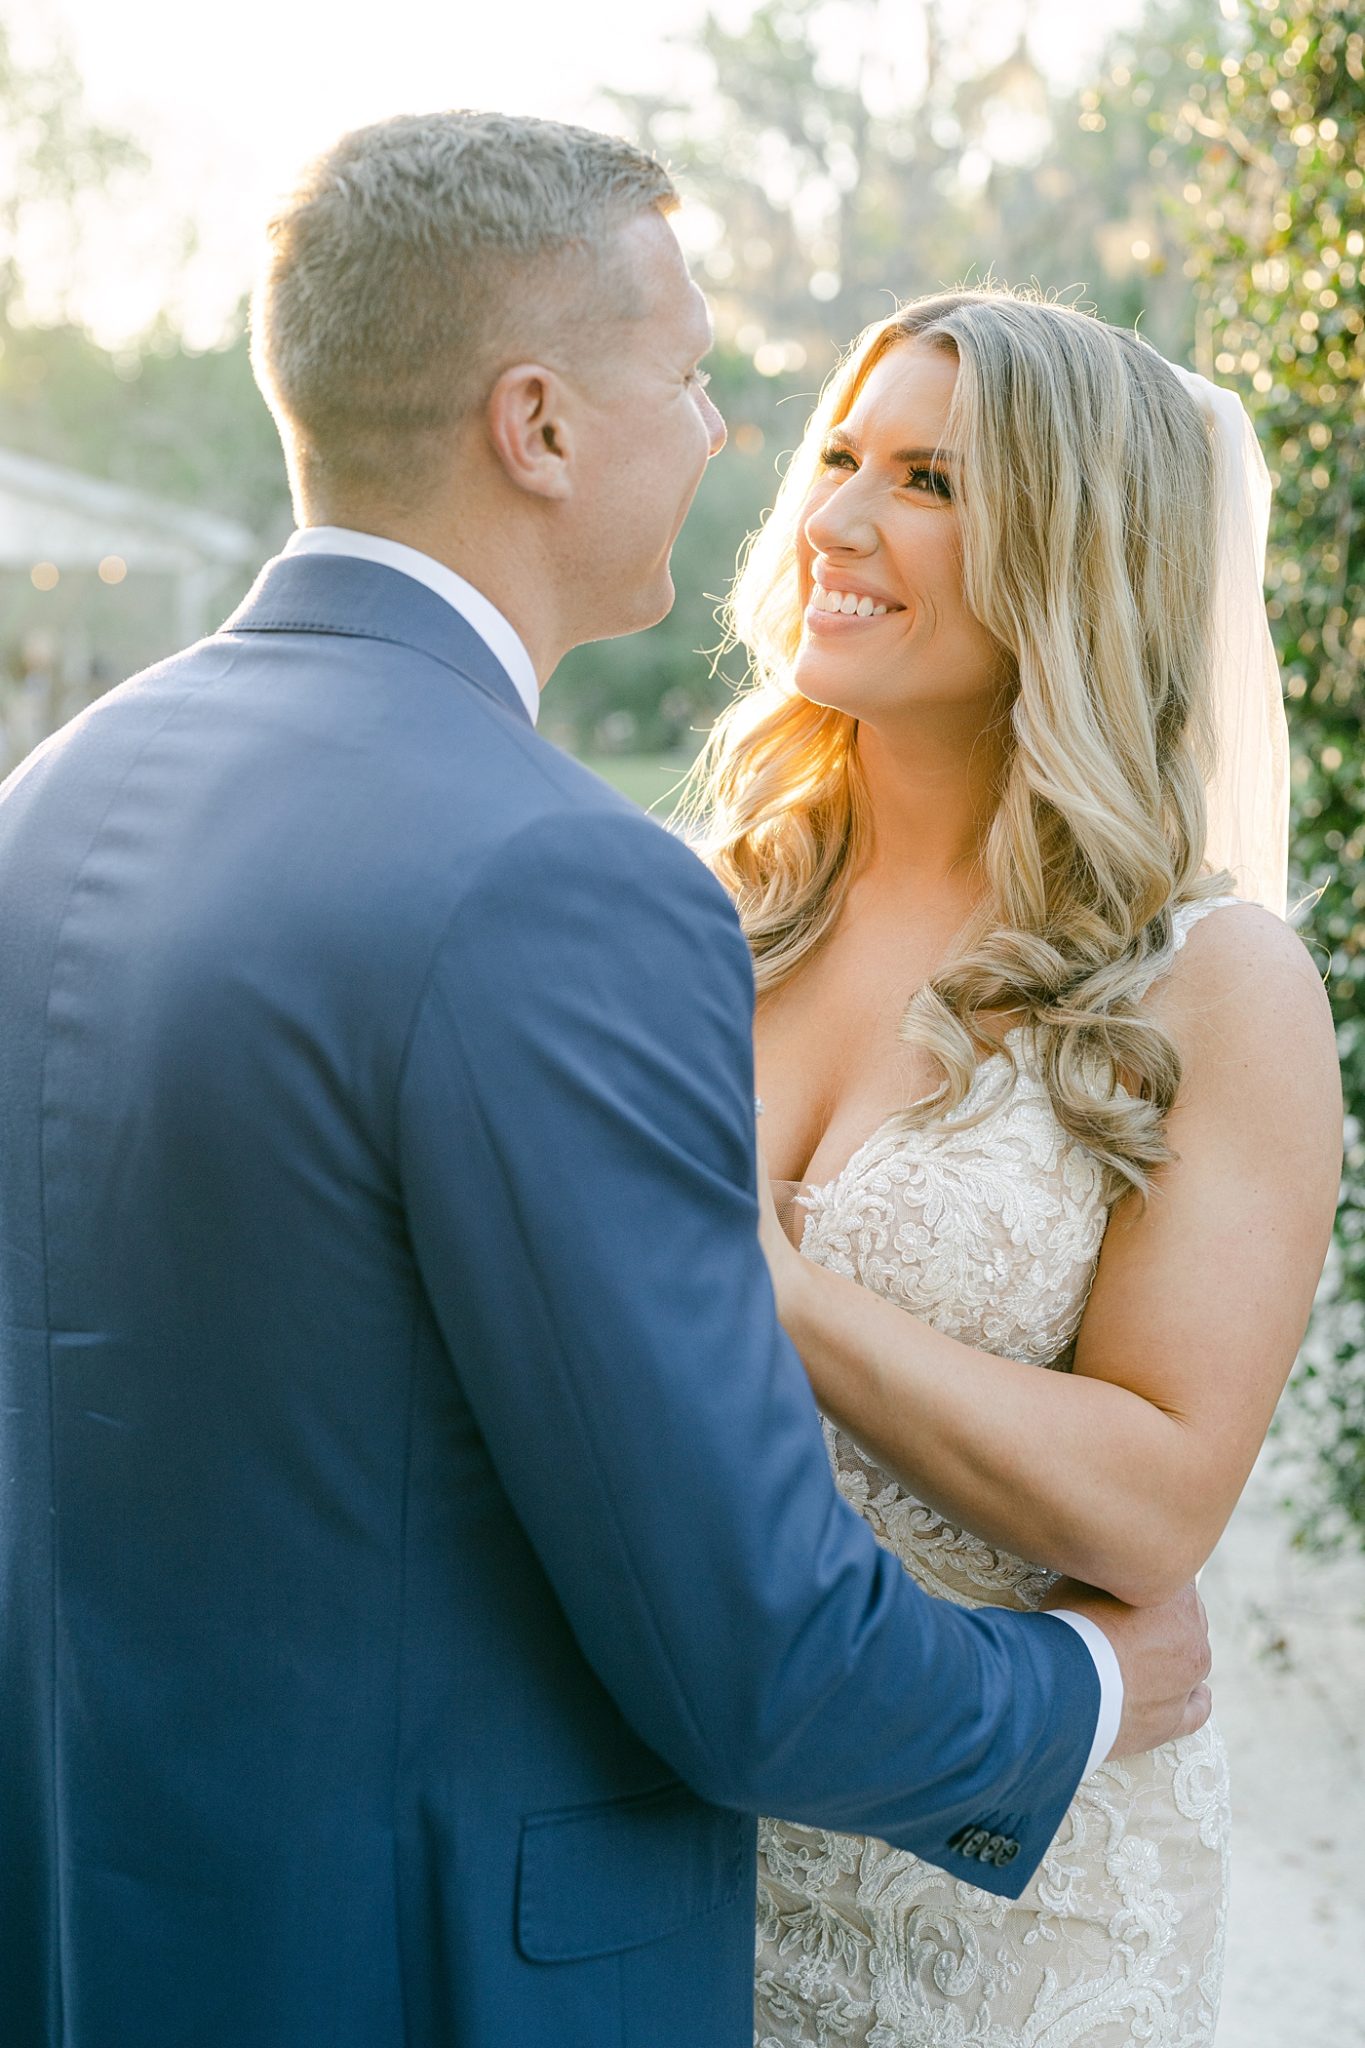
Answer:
[{"left": 573, "top": 752, "right": 699, "bottom": 817}]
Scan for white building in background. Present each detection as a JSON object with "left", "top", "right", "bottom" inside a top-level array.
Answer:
[{"left": 0, "top": 446, "right": 257, "bottom": 774}]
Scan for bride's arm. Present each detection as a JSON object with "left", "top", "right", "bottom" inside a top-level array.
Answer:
[{"left": 762, "top": 905, "right": 1342, "bottom": 1607}]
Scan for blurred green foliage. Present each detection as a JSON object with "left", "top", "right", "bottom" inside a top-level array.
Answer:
[
  {"left": 0, "top": 19, "right": 147, "bottom": 319},
  {"left": 1175, "top": 0, "right": 1363, "bottom": 1546},
  {"left": 0, "top": 311, "right": 290, "bottom": 538},
  {"left": 6, "top": 0, "right": 1246, "bottom": 757}
]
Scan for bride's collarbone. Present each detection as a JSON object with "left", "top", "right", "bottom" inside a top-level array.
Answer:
[
  {"left": 754, "top": 910, "right": 1027, "bottom": 1184},
  {"left": 756, "top": 1002, "right": 1009, "bottom": 1190},
  {"left": 755, "top": 901, "right": 1257, "bottom": 1189}
]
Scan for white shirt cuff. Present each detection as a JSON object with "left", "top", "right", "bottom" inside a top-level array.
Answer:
[{"left": 1047, "top": 1609, "right": 1124, "bottom": 1775}]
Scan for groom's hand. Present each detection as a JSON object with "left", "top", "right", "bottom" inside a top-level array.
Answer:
[{"left": 1044, "top": 1579, "right": 1212, "bottom": 1760}]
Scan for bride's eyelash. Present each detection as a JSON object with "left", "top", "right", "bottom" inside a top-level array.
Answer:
[
  {"left": 818, "top": 444, "right": 953, "bottom": 499},
  {"left": 688, "top": 368, "right": 712, "bottom": 390},
  {"left": 907, "top": 465, "right": 953, "bottom": 500}
]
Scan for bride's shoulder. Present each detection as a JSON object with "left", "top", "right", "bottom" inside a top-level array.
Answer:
[
  {"left": 1167, "top": 895, "right": 1322, "bottom": 999},
  {"left": 1158, "top": 897, "right": 1338, "bottom": 1120}
]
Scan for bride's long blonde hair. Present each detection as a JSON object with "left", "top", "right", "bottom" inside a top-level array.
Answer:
[{"left": 679, "top": 287, "right": 1230, "bottom": 1200}]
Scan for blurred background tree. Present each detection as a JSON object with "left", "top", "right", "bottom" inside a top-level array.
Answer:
[
  {"left": 1176, "top": 0, "right": 1364, "bottom": 1546},
  {"left": 4, "top": 0, "right": 1242, "bottom": 760},
  {"left": 553, "top": 0, "right": 1231, "bottom": 760},
  {"left": 0, "top": 19, "right": 145, "bottom": 321},
  {"left": 0, "top": 23, "right": 286, "bottom": 534}
]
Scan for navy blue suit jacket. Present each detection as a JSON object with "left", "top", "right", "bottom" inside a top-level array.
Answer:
[{"left": 0, "top": 555, "right": 1098, "bottom": 2046}]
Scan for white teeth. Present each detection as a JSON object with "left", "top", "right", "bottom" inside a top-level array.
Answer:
[{"left": 812, "top": 587, "right": 895, "bottom": 616}]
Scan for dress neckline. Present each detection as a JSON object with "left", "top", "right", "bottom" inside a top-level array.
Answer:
[{"left": 803, "top": 1029, "right": 1027, "bottom": 1200}]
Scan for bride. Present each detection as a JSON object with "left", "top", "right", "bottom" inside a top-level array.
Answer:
[{"left": 681, "top": 289, "right": 1341, "bottom": 2046}]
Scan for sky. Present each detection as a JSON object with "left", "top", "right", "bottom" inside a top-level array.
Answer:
[{"left": 14, "top": 0, "right": 1150, "bottom": 347}]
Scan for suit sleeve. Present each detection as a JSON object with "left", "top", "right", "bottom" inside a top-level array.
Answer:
[{"left": 395, "top": 804, "right": 1099, "bottom": 1894}]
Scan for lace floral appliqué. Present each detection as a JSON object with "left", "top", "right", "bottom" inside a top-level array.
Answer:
[{"left": 756, "top": 901, "right": 1238, "bottom": 2048}]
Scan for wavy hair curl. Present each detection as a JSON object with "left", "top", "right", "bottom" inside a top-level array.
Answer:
[{"left": 679, "top": 287, "right": 1231, "bottom": 1200}]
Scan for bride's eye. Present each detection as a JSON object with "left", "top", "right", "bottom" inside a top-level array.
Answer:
[
  {"left": 818, "top": 444, "right": 856, "bottom": 470},
  {"left": 904, "top": 465, "right": 953, "bottom": 500}
]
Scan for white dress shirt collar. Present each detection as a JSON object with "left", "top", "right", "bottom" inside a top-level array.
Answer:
[{"left": 282, "top": 526, "right": 540, "bottom": 727}]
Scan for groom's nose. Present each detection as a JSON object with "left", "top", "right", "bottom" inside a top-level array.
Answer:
[{"left": 702, "top": 388, "right": 727, "bottom": 457}]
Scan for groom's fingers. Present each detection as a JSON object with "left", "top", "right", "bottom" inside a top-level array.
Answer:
[{"left": 1043, "top": 1576, "right": 1215, "bottom": 1757}]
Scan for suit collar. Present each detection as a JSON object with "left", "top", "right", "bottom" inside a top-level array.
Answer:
[{"left": 221, "top": 553, "right": 533, "bottom": 727}]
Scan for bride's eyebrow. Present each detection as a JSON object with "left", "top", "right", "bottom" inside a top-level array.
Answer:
[{"left": 825, "top": 425, "right": 958, "bottom": 464}]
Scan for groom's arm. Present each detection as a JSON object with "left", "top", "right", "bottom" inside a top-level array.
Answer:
[{"left": 396, "top": 801, "right": 1100, "bottom": 1894}]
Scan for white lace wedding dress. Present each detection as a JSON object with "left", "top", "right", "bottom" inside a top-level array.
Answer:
[{"left": 756, "top": 899, "right": 1236, "bottom": 2048}]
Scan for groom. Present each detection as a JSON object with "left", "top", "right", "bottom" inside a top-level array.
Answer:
[{"left": 0, "top": 113, "right": 1210, "bottom": 2048}]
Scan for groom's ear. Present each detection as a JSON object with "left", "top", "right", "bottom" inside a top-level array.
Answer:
[{"left": 485, "top": 364, "right": 575, "bottom": 501}]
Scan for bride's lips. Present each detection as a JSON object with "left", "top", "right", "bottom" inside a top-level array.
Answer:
[
  {"left": 805, "top": 604, "right": 904, "bottom": 632},
  {"left": 803, "top": 570, "right": 909, "bottom": 634}
]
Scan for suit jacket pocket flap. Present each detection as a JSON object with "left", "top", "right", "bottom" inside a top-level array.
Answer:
[{"left": 516, "top": 1779, "right": 745, "bottom": 1963}]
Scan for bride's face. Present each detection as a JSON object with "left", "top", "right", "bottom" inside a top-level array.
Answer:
[{"left": 792, "top": 340, "right": 1010, "bottom": 726}]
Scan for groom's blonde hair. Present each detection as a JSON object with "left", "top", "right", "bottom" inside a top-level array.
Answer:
[{"left": 251, "top": 110, "right": 676, "bottom": 512}]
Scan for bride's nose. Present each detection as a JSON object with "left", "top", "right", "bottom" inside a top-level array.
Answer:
[{"left": 803, "top": 476, "right": 879, "bottom": 558}]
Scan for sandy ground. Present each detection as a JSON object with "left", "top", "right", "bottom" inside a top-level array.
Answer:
[{"left": 1200, "top": 1456, "right": 1365, "bottom": 2046}]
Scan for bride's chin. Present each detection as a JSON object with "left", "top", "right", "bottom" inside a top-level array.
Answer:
[{"left": 791, "top": 652, "right": 869, "bottom": 719}]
